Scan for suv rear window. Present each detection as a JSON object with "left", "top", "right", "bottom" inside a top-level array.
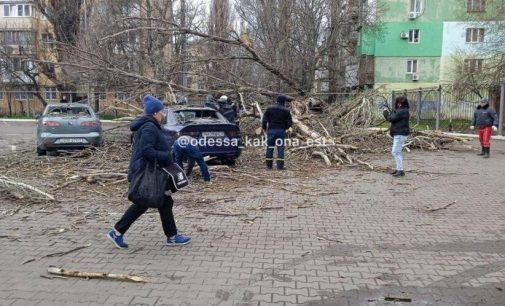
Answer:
[
  {"left": 174, "top": 110, "right": 219, "bottom": 123},
  {"left": 47, "top": 106, "right": 92, "bottom": 117}
]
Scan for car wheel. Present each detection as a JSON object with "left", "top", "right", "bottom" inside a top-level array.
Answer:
[
  {"left": 37, "top": 147, "right": 46, "bottom": 156},
  {"left": 47, "top": 150, "right": 59, "bottom": 157}
]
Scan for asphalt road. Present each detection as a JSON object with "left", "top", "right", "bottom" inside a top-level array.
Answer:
[
  {"left": 0, "top": 121, "right": 37, "bottom": 152},
  {"left": 0, "top": 120, "right": 122, "bottom": 153}
]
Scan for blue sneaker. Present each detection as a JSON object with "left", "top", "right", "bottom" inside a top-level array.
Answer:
[
  {"left": 166, "top": 234, "right": 191, "bottom": 246},
  {"left": 107, "top": 230, "right": 128, "bottom": 249}
]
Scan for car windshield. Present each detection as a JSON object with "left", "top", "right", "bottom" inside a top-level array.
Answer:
[
  {"left": 174, "top": 110, "right": 220, "bottom": 123},
  {"left": 46, "top": 106, "right": 92, "bottom": 117}
]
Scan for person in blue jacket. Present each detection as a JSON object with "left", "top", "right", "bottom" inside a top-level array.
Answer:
[
  {"left": 107, "top": 95, "right": 191, "bottom": 249},
  {"left": 173, "top": 135, "right": 211, "bottom": 182}
]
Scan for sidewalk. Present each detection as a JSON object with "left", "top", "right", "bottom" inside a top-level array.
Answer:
[{"left": 1, "top": 140, "right": 505, "bottom": 305}]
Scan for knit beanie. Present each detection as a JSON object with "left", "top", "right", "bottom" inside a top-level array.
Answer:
[
  {"left": 143, "top": 95, "right": 164, "bottom": 115},
  {"left": 276, "top": 95, "right": 286, "bottom": 106}
]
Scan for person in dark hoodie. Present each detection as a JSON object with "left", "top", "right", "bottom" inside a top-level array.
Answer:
[
  {"left": 107, "top": 95, "right": 191, "bottom": 249},
  {"left": 173, "top": 135, "right": 211, "bottom": 182},
  {"left": 470, "top": 98, "right": 498, "bottom": 158},
  {"left": 383, "top": 96, "right": 410, "bottom": 177},
  {"left": 262, "top": 95, "right": 293, "bottom": 170}
]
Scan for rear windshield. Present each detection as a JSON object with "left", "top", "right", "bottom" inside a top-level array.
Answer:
[
  {"left": 46, "top": 106, "right": 92, "bottom": 117},
  {"left": 174, "top": 110, "right": 220, "bottom": 123}
]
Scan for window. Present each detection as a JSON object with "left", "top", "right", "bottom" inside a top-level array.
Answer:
[
  {"left": 14, "top": 92, "right": 32, "bottom": 100},
  {"left": 466, "top": 28, "right": 485, "bottom": 43},
  {"left": 116, "top": 92, "right": 130, "bottom": 101},
  {"left": 120, "top": 3, "right": 140, "bottom": 16},
  {"left": 468, "top": 0, "right": 486, "bottom": 12},
  {"left": 3, "top": 4, "right": 33, "bottom": 17},
  {"left": 409, "top": 29, "right": 420, "bottom": 43},
  {"left": 43, "top": 62, "right": 55, "bottom": 76},
  {"left": 45, "top": 88, "right": 57, "bottom": 100},
  {"left": 407, "top": 59, "right": 418, "bottom": 74},
  {"left": 11, "top": 58, "right": 24, "bottom": 71},
  {"left": 464, "top": 59, "right": 483, "bottom": 72},
  {"left": 410, "top": 0, "right": 422, "bottom": 13},
  {"left": 97, "top": 93, "right": 106, "bottom": 101},
  {"left": 41, "top": 33, "right": 54, "bottom": 44},
  {"left": 3, "top": 31, "right": 34, "bottom": 45},
  {"left": 0, "top": 91, "right": 4, "bottom": 100}
]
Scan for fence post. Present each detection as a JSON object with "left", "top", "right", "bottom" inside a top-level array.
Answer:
[
  {"left": 499, "top": 83, "right": 505, "bottom": 136},
  {"left": 391, "top": 90, "right": 395, "bottom": 106},
  {"left": 417, "top": 88, "right": 422, "bottom": 125},
  {"left": 436, "top": 85, "right": 442, "bottom": 130}
]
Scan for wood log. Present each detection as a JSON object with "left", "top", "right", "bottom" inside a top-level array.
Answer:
[
  {"left": 238, "top": 93, "right": 247, "bottom": 112},
  {"left": 292, "top": 118, "right": 321, "bottom": 139},
  {"left": 312, "top": 151, "right": 331, "bottom": 166},
  {"left": 47, "top": 267, "right": 146, "bottom": 283},
  {"left": 0, "top": 176, "right": 55, "bottom": 201},
  {"left": 289, "top": 143, "right": 358, "bottom": 152}
]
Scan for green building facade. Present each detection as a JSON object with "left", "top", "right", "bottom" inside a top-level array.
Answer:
[{"left": 359, "top": 0, "right": 494, "bottom": 90}]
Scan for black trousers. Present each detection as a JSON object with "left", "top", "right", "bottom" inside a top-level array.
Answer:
[{"left": 115, "top": 196, "right": 177, "bottom": 237}]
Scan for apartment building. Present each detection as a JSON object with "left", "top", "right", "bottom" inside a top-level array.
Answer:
[
  {"left": 357, "top": 0, "right": 499, "bottom": 90},
  {"left": 0, "top": 0, "right": 58, "bottom": 116}
]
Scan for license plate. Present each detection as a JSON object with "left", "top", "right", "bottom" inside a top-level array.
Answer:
[
  {"left": 201, "top": 131, "right": 225, "bottom": 137},
  {"left": 55, "top": 138, "right": 88, "bottom": 144}
]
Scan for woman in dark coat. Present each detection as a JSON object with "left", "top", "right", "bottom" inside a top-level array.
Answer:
[
  {"left": 383, "top": 96, "right": 410, "bottom": 177},
  {"left": 107, "top": 95, "right": 191, "bottom": 248}
]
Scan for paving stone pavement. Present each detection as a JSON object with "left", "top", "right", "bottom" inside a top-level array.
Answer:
[{"left": 1, "top": 140, "right": 505, "bottom": 306}]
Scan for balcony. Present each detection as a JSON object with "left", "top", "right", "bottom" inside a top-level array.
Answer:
[{"left": 1, "top": 44, "right": 35, "bottom": 55}]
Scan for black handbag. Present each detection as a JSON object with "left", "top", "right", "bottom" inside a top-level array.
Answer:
[
  {"left": 128, "top": 160, "right": 169, "bottom": 208},
  {"left": 163, "top": 163, "right": 189, "bottom": 193}
]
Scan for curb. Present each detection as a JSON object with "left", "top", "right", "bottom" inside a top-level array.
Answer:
[{"left": 367, "top": 127, "right": 505, "bottom": 141}]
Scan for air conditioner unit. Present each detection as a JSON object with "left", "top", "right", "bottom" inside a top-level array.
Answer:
[
  {"left": 408, "top": 12, "right": 417, "bottom": 19},
  {"left": 412, "top": 73, "right": 420, "bottom": 81},
  {"left": 400, "top": 32, "right": 409, "bottom": 39}
]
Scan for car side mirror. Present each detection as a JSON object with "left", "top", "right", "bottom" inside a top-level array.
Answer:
[{"left": 34, "top": 114, "right": 41, "bottom": 119}]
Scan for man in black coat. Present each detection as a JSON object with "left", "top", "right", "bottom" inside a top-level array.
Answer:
[
  {"left": 107, "top": 95, "right": 191, "bottom": 249},
  {"left": 262, "top": 95, "right": 293, "bottom": 170}
]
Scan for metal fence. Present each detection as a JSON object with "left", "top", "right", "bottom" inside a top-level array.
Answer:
[
  {"left": 1, "top": 87, "right": 503, "bottom": 133},
  {"left": 390, "top": 86, "right": 499, "bottom": 132}
]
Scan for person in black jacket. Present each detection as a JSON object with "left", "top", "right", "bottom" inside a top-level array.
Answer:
[
  {"left": 262, "top": 95, "right": 293, "bottom": 170},
  {"left": 470, "top": 98, "right": 499, "bottom": 158},
  {"left": 107, "top": 95, "right": 191, "bottom": 249},
  {"left": 383, "top": 96, "right": 410, "bottom": 177}
]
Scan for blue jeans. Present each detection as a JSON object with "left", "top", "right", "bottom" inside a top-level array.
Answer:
[
  {"left": 392, "top": 135, "right": 408, "bottom": 171},
  {"left": 173, "top": 142, "right": 210, "bottom": 181},
  {"left": 266, "top": 129, "right": 286, "bottom": 169}
]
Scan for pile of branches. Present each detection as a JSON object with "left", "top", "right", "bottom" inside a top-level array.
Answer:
[
  {"left": 240, "top": 91, "right": 470, "bottom": 169},
  {"left": 0, "top": 125, "right": 132, "bottom": 203}
]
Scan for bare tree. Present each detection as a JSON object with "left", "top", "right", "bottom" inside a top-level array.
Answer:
[{"left": 39, "top": 0, "right": 383, "bottom": 106}]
